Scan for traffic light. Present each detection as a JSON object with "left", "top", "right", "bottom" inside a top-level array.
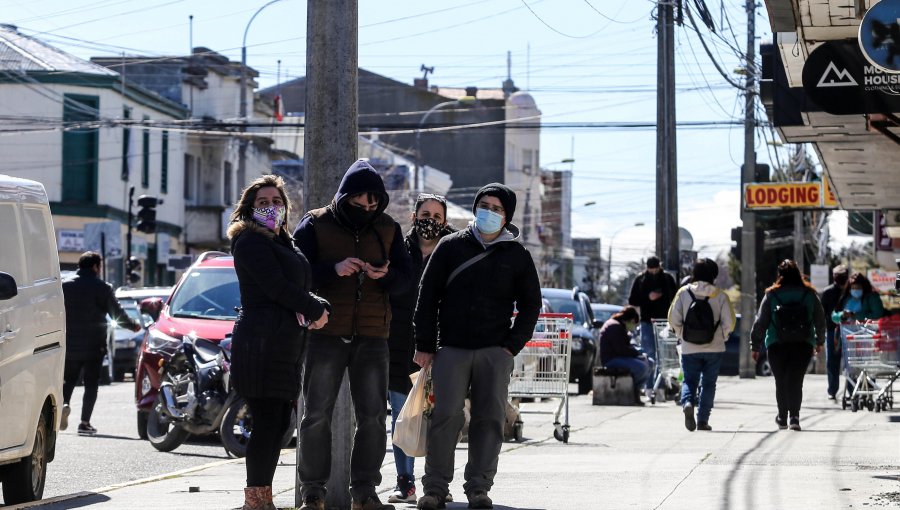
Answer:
[
  {"left": 730, "top": 227, "right": 742, "bottom": 261},
  {"left": 126, "top": 256, "right": 141, "bottom": 284},
  {"left": 742, "top": 163, "right": 771, "bottom": 183},
  {"left": 136, "top": 195, "right": 158, "bottom": 234}
]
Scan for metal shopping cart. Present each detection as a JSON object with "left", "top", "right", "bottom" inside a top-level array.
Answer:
[
  {"left": 840, "top": 317, "right": 900, "bottom": 412},
  {"left": 509, "top": 313, "right": 574, "bottom": 443},
  {"left": 649, "top": 319, "right": 682, "bottom": 405}
]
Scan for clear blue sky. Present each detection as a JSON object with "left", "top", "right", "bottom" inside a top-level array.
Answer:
[{"left": 2, "top": 0, "right": 812, "bottom": 270}]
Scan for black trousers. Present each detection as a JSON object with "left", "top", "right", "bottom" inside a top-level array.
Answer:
[
  {"left": 245, "top": 397, "right": 293, "bottom": 487},
  {"left": 767, "top": 342, "right": 814, "bottom": 419},
  {"left": 62, "top": 357, "right": 102, "bottom": 423}
]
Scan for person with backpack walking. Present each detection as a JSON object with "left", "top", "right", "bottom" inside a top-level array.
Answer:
[
  {"left": 750, "top": 260, "right": 826, "bottom": 432},
  {"left": 667, "top": 258, "right": 735, "bottom": 432}
]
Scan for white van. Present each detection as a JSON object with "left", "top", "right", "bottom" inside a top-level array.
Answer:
[{"left": 0, "top": 175, "right": 66, "bottom": 504}]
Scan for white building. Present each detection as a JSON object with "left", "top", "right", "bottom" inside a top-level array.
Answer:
[{"left": 0, "top": 24, "right": 188, "bottom": 285}]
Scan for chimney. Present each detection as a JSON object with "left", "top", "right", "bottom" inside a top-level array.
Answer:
[
  {"left": 465, "top": 86, "right": 478, "bottom": 98},
  {"left": 414, "top": 78, "right": 428, "bottom": 89}
]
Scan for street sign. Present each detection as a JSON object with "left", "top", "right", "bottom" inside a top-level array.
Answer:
[
  {"left": 858, "top": 0, "right": 900, "bottom": 73},
  {"left": 84, "top": 221, "right": 123, "bottom": 258},
  {"left": 57, "top": 230, "right": 84, "bottom": 252},
  {"left": 744, "top": 182, "right": 838, "bottom": 209},
  {"left": 802, "top": 40, "right": 900, "bottom": 115},
  {"left": 867, "top": 268, "right": 897, "bottom": 294},
  {"left": 167, "top": 254, "right": 193, "bottom": 271},
  {"left": 810, "top": 264, "right": 829, "bottom": 291}
]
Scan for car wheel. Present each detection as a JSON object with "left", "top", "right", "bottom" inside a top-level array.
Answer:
[
  {"left": 1, "top": 411, "right": 48, "bottom": 504},
  {"left": 137, "top": 410, "right": 149, "bottom": 440},
  {"left": 577, "top": 375, "right": 592, "bottom": 395},
  {"left": 756, "top": 359, "right": 772, "bottom": 377}
]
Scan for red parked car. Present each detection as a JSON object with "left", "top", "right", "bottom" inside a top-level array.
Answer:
[{"left": 134, "top": 252, "right": 239, "bottom": 439}]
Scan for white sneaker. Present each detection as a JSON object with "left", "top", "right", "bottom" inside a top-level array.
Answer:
[{"left": 60, "top": 404, "right": 70, "bottom": 431}]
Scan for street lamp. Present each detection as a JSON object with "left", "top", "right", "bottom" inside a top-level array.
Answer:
[
  {"left": 607, "top": 222, "right": 645, "bottom": 290},
  {"left": 414, "top": 96, "right": 476, "bottom": 191},
  {"left": 543, "top": 158, "right": 575, "bottom": 167},
  {"left": 238, "top": 0, "right": 287, "bottom": 185}
]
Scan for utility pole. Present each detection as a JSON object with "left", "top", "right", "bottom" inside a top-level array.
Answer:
[
  {"left": 739, "top": 0, "right": 757, "bottom": 379},
  {"left": 656, "top": 0, "right": 680, "bottom": 275},
  {"left": 299, "top": 1, "right": 358, "bottom": 508}
]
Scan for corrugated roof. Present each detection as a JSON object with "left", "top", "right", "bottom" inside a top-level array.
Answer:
[{"left": 0, "top": 24, "right": 117, "bottom": 76}]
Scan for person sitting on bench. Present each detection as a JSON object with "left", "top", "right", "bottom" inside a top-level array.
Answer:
[{"left": 597, "top": 306, "right": 651, "bottom": 404}]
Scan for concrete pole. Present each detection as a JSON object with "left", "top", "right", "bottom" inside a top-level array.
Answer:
[
  {"left": 739, "top": 0, "right": 757, "bottom": 379},
  {"left": 656, "top": 0, "right": 679, "bottom": 274},
  {"left": 298, "top": 1, "right": 358, "bottom": 509},
  {"left": 664, "top": 1, "right": 679, "bottom": 275},
  {"left": 655, "top": 0, "right": 668, "bottom": 264}
]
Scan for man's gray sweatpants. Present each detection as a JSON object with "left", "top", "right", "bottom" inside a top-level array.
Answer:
[{"left": 422, "top": 345, "right": 514, "bottom": 497}]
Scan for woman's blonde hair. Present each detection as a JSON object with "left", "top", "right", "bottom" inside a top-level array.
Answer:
[{"left": 229, "top": 174, "right": 291, "bottom": 226}]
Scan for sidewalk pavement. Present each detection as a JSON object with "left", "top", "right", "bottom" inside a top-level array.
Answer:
[{"left": 13, "top": 374, "right": 900, "bottom": 510}]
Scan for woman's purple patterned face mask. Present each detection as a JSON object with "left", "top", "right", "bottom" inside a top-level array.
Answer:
[{"left": 252, "top": 205, "right": 286, "bottom": 230}]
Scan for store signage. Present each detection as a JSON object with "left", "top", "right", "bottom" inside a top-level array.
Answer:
[
  {"left": 57, "top": 230, "right": 84, "bottom": 252},
  {"left": 802, "top": 40, "right": 900, "bottom": 115},
  {"left": 858, "top": 0, "right": 900, "bottom": 73},
  {"left": 744, "top": 181, "right": 838, "bottom": 210}
]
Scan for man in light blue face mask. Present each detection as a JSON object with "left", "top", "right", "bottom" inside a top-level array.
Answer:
[{"left": 413, "top": 182, "right": 542, "bottom": 510}]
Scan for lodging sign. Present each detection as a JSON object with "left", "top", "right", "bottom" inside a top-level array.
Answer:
[{"left": 744, "top": 181, "right": 838, "bottom": 210}]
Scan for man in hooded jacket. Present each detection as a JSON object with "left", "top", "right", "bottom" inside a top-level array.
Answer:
[
  {"left": 293, "top": 160, "right": 412, "bottom": 510},
  {"left": 413, "top": 183, "right": 541, "bottom": 510}
]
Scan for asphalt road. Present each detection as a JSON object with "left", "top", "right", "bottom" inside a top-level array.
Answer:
[{"left": 40, "top": 378, "right": 247, "bottom": 500}]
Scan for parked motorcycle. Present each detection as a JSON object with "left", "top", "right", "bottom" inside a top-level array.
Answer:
[{"left": 145, "top": 333, "right": 294, "bottom": 457}]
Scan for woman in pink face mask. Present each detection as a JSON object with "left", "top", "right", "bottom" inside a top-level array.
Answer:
[{"left": 226, "top": 175, "right": 330, "bottom": 510}]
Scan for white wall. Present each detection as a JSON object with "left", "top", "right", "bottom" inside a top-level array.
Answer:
[{"left": 0, "top": 81, "right": 186, "bottom": 228}]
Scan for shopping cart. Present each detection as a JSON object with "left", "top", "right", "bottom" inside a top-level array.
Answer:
[
  {"left": 840, "top": 317, "right": 900, "bottom": 412},
  {"left": 509, "top": 313, "right": 574, "bottom": 443},
  {"left": 649, "top": 319, "right": 682, "bottom": 404}
]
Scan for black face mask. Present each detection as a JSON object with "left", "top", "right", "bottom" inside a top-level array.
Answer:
[
  {"left": 414, "top": 218, "right": 444, "bottom": 240},
  {"left": 342, "top": 203, "right": 377, "bottom": 227}
]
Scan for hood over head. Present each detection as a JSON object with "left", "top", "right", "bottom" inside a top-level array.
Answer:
[{"left": 333, "top": 159, "right": 389, "bottom": 213}]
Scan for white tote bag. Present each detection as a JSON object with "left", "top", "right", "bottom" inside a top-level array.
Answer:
[{"left": 392, "top": 367, "right": 430, "bottom": 457}]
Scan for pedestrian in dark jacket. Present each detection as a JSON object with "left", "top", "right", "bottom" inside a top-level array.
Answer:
[
  {"left": 820, "top": 264, "right": 848, "bottom": 399},
  {"left": 628, "top": 256, "right": 677, "bottom": 394},
  {"left": 293, "top": 160, "right": 412, "bottom": 510},
  {"left": 751, "top": 259, "right": 826, "bottom": 432},
  {"left": 62, "top": 251, "right": 141, "bottom": 436},
  {"left": 597, "top": 306, "right": 650, "bottom": 404},
  {"left": 386, "top": 193, "right": 454, "bottom": 505},
  {"left": 413, "top": 183, "right": 542, "bottom": 510},
  {"left": 227, "top": 174, "right": 330, "bottom": 510}
]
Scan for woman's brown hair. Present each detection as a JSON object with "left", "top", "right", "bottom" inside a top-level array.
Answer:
[
  {"left": 228, "top": 174, "right": 291, "bottom": 226},
  {"left": 765, "top": 259, "right": 815, "bottom": 293},
  {"left": 611, "top": 305, "right": 639, "bottom": 323}
]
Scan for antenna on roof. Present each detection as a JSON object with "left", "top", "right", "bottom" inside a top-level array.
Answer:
[{"left": 420, "top": 64, "right": 434, "bottom": 80}]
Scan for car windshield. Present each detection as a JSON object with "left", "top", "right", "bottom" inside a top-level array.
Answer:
[
  {"left": 544, "top": 296, "right": 585, "bottom": 324},
  {"left": 169, "top": 268, "right": 240, "bottom": 320},
  {"left": 592, "top": 307, "right": 618, "bottom": 324}
]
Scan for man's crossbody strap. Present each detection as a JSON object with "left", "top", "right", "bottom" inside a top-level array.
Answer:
[{"left": 446, "top": 248, "right": 496, "bottom": 287}]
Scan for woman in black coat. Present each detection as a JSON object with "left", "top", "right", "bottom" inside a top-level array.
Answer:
[
  {"left": 226, "top": 175, "right": 329, "bottom": 510},
  {"left": 386, "top": 193, "right": 453, "bottom": 504}
]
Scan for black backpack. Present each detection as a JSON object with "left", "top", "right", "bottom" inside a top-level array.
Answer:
[
  {"left": 772, "top": 289, "right": 811, "bottom": 343},
  {"left": 682, "top": 289, "right": 719, "bottom": 344}
]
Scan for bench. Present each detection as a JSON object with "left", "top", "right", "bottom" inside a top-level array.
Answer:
[{"left": 592, "top": 366, "right": 637, "bottom": 406}]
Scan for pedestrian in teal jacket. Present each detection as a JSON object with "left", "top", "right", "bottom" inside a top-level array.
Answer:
[
  {"left": 750, "top": 260, "right": 826, "bottom": 432},
  {"left": 831, "top": 272, "right": 885, "bottom": 324}
]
